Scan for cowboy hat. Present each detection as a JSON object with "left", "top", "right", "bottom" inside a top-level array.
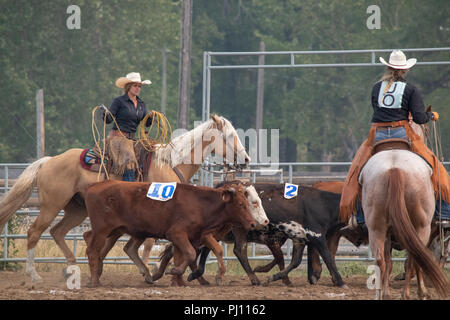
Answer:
[
  {"left": 115, "top": 72, "right": 152, "bottom": 88},
  {"left": 379, "top": 50, "right": 417, "bottom": 70}
]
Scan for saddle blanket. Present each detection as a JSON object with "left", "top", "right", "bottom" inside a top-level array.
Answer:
[{"left": 80, "top": 148, "right": 107, "bottom": 171}]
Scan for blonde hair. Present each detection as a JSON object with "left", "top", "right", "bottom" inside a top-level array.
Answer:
[{"left": 380, "top": 67, "right": 409, "bottom": 98}]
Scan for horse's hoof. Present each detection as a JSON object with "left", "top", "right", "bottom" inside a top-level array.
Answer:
[
  {"left": 215, "top": 277, "right": 223, "bottom": 286},
  {"left": 339, "top": 284, "right": 349, "bottom": 290},
  {"left": 30, "top": 274, "right": 43, "bottom": 283},
  {"left": 86, "top": 281, "right": 100, "bottom": 288},
  {"left": 62, "top": 267, "right": 70, "bottom": 280}
]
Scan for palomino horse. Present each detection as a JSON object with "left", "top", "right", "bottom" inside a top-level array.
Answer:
[
  {"left": 0, "top": 114, "right": 250, "bottom": 282},
  {"left": 359, "top": 149, "right": 448, "bottom": 299}
]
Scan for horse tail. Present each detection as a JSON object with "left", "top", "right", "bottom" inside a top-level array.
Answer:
[
  {"left": 0, "top": 157, "right": 52, "bottom": 228},
  {"left": 386, "top": 168, "right": 449, "bottom": 298}
]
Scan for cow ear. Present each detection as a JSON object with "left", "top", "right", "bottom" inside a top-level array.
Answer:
[{"left": 222, "top": 187, "right": 235, "bottom": 202}]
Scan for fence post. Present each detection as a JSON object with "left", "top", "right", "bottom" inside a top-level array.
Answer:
[
  {"left": 3, "top": 165, "right": 8, "bottom": 261},
  {"left": 36, "top": 89, "right": 45, "bottom": 158}
]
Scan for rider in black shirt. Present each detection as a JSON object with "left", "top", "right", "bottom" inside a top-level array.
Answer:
[{"left": 102, "top": 72, "right": 155, "bottom": 181}]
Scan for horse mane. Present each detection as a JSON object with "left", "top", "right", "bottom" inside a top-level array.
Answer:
[
  {"left": 152, "top": 115, "right": 242, "bottom": 168},
  {"left": 153, "top": 116, "right": 231, "bottom": 167}
]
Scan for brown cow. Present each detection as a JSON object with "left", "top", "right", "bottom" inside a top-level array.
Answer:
[{"left": 83, "top": 180, "right": 256, "bottom": 287}]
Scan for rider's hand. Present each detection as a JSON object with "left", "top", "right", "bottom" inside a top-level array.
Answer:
[
  {"left": 432, "top": 112, "right": 439, "bottom": 121},
  {"left": 99, "top": 105, "right": 107, "bottom": 120}
]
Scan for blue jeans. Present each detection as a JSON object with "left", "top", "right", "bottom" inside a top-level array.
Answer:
[
  {"left": 122, "top": 169, "right": 136, "bottom": 182},
  {"left": 375, "top": 127, "right": 408, "bottom": 143}
]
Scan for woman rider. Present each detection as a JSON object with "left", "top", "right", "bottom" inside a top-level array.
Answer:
[
  {"left": 102, "top": 72, "right": 155, "bottom": 182},
  {"left": 340, "top": 50, "right": 450, "bottom": 227}
]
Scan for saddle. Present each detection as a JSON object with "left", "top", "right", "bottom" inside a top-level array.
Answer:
[
  {"left": 80, "top": 143, "right": 153, "bottom": 181},
  {"left": 372, "top": 138, "right": 411, "bottom": 154}
]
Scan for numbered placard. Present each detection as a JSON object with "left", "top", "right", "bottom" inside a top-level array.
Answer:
[
  {"left": 284, "top": 183, "right": 298, "bottom": 199},
  {"left": 147, "top": 182, "right": 177, "bottom": 201}
]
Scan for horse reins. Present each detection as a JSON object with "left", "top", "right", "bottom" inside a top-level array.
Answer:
[{"left": 431, "top": 119, "right": 446, "bottom": 258}]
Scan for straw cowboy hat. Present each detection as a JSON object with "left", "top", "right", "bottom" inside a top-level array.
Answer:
[
  {"left": 379, "top": 50, "right": 417, "bottom": 70},
  {"left": 115, "top": 72, "right": 152, "bottom": 88}
]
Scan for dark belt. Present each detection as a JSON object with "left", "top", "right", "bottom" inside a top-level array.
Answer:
[
  {"left": 108, "top": 129, "right": 134, "bottom": 140},
  {"left": 376, "top": 126, "right": 405, "bottom": 131},
  {"left": 371, "top": 120, "right": 409, "bottom": 128}
]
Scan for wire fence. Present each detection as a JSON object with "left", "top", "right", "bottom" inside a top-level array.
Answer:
[{"left": 1, "top": 162, "right": 449, "bottom": 267}]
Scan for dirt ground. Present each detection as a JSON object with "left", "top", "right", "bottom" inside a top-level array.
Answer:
[{"left": 0, "top": 269, "right": 448, "bottom": 300}]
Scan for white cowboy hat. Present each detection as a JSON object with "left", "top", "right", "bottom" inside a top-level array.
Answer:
[
  {"left": 115, "top": 72, "right": 152, "bottom": 88},
  {"left": 379, "top": 50, "right": 417, "bottom": 70}
]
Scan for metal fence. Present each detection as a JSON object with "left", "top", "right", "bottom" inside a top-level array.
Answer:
[
  {"left": 1, "top": 162, "right": 449, "bottom": 267},
  {"left": 201, "top": 47, "right": 450, "bottom": 121}
]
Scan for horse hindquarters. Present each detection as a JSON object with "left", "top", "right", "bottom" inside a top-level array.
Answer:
[{"left": 386, "top": 168, "right": 449, "bottom": 298}]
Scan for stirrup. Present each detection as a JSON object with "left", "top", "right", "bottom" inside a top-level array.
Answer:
[{"left": 436, "top": 220, "right": 450, "bottom": 229}]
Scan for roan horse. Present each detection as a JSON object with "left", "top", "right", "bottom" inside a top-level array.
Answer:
[
  {"left": 359, "top": 146, "right": 449, "bottom": 299},
  {"left": 0, "top": 114, "right": 250, "bottom": 282}
]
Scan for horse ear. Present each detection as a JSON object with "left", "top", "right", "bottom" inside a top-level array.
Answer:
[{"left": 211, "top": 114, "right": 223, "bottom": 130}]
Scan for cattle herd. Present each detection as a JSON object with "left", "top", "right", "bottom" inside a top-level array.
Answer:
[{"left": 80, "top": 178, "right": 365, "bottom": 290}]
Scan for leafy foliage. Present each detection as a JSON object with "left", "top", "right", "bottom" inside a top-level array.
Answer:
[{"left": 0, "top": 0, "right": 448, "bottom": 164}]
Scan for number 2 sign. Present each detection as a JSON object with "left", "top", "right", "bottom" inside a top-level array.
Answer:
[
  {"left": 147, "top": 182, "right": 177, "bottom": 201},
  {"left": 284, "top": 183, "right": 298, "bottom": 199}
]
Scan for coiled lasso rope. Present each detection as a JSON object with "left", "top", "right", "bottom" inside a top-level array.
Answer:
[
  {"left": 137, "top": 111, "right": 173, "bottom": 152},
  {"left": 91, "top": 105, "right": 113, "bottom": 180}
]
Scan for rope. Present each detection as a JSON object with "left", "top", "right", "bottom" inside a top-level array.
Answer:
[
  {"left": 91, "top": 106, "right": 110, "bottom": 180},
  {"left": 431, "top": 118, "right": 445, "bottom": 258},
  {"left": 137, "top": 111, "right": 172, "bottom": 152},
  {"left": 91, "top": 107, "right": 173, "bottom": 181}
]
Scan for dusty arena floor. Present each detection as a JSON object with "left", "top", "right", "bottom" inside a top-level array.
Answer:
[{"left": 0, "top": 270, "right": 448, "bottom": 301}]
